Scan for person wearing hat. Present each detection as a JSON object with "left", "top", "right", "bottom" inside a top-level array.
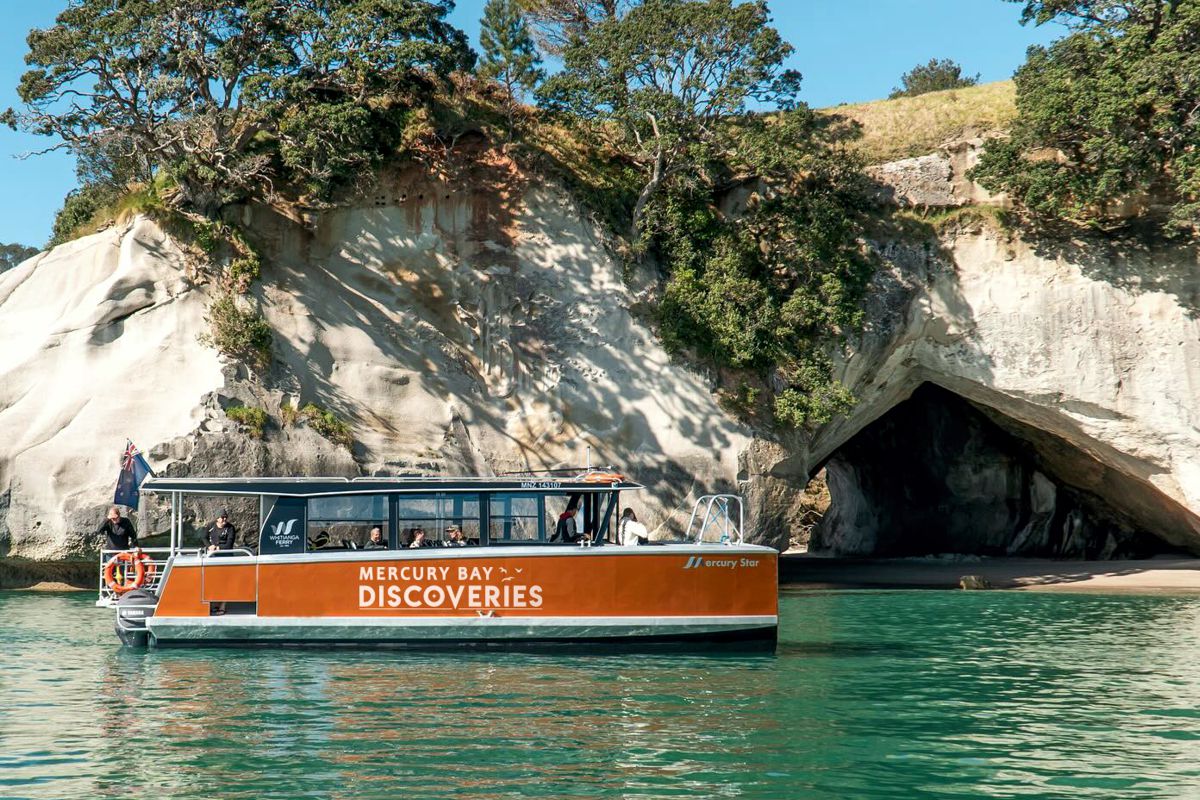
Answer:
[
  {"left": 443, "top": 525, "right": 467, "bottom": 547},
  {"left": 204, "top": 508, "right": 239, "bottom": 553}
]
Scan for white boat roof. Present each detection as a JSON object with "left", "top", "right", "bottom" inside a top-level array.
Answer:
[{"left": 141, "top": 474, "right": 644, "bottom": 497}]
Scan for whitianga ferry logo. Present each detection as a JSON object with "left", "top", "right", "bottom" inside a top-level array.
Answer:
[
  {"left": 357, "top": 564, "right": 544, "bottom": 610},
  {"left": 269, "top": 518, "right": 301, "bottom": 548}
]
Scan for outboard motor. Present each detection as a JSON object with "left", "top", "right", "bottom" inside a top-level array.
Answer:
[{"left": 114, "top": 589, "right": 158, "bottom": 647}]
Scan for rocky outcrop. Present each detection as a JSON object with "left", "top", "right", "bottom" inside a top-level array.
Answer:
[
  {"left": 805, "top": 221, "right": 1200, "bottom": 555},
  {"left": 866, "top": 136, "right": 1003, "bottom": 209}
]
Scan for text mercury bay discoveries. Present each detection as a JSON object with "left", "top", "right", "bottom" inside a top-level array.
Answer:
[{"left": 357, "top": 564, "right": 544, "bottom": 610}]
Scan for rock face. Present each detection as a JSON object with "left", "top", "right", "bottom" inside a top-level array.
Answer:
[
  {"left": 0, "top": 164, "right": 759, "bottom": 559},
  {"left": 0, "top": 221, "right": 224, "bottom": 559},
  {"left": 3, "top": 147, "right": 1200, "bottom": 560},
  {"left": 810, "top": 225, "right": 1200, "bottom": 555}
]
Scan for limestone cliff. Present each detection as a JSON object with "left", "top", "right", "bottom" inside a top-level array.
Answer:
[
  {"left": 3, "top": 143, "right": 1199, "bottom": 560},
  {"left": 0, "top": 165, "right": 760, "bottom": 559},
  {"left": 807, "top": 141, "right": 1200, "bottom": 556}
]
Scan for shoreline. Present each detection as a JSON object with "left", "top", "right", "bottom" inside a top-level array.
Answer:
[{"left": 780, "top": 555, "right": 1200, "bottom": 592}]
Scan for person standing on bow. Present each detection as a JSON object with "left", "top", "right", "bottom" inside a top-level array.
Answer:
[{"left": 204, "top": 509, "right": 238, "bottom": 553}]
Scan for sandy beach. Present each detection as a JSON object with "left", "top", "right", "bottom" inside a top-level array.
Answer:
[{"left": 780, "top": 555, "right": 1200, "bottom": 592}]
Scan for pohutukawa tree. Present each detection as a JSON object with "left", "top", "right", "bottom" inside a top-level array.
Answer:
[
  {"left": 479, "top": 0, "right": 546, "bottom": 139},
  {"left": 971, "top": 0, "right": 1200, "bottom": 232},
  {"left": 3, "top": 0, "right": 475, "bottom": 212},
  {"left": 517, "top": 0, "right": 630, "bottom": 54},
  {"left": 538, "top": 0, "right": 801, "bottom": 242}
]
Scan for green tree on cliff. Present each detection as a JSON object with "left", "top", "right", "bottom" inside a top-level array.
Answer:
[
  {"left": 479, "top": 0, "right": 545, "bottom": 139},
  {"left": 539, "top": 0, "right": 870, "bottom": 428},
  {"left": 971, "top": 0, "right": 1200, "bottom": 232},
  {"left": 517, "top": 0, "right": 631, "bottom": 54},
  {"left": 889, "top": 58, "right": 979, "bottom": 98},
  {"left": 0, "top": 242, "right": 38, "bottom": 273},
  {"left": 539, "top": 0, "right": 801, "bottom": 242},
  {"left": 3, "top": 0, "right": 475, "bottom": 213}
]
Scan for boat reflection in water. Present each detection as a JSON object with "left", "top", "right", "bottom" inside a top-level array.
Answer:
[{"left": 102, "top": 471, "right": 778, "bottom": 648}]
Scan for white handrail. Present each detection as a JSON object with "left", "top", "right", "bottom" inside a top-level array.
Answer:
[
  {"left": 684, "top": 495, "right": 745, "bottom": 545},
  {"left": 96, "top": 547, "right": 183, "bottom": 607}
]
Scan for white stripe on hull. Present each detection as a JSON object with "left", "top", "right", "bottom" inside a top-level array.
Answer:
[{"left": 146, "top": 614, "right": 777, "bottom": 643}]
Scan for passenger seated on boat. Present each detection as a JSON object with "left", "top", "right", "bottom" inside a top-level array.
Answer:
[
  {"left": 619, "top": 508, "right": 649, "bottom": 546},
  {"left": 551, "top": 507, "right": 583, "bottom": 543},
  {"left": 409, "top": 528, "right": 429, "bottom": 548},
  {"left": 443, "top": 525, "right": 468, "bottom": 547},
  {"left": 364, "top": 525, "right": 387, "bottom": 550}
]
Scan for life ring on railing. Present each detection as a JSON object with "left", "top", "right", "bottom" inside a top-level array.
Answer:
[
  {"left": 581, "top": 471, "right": 624, "bottom": 484},
  {"left": 104, "top": 551, "right": 153, "bottom": 594}
]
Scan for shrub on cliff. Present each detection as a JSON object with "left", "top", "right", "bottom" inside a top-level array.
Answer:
[
  {"left": 201, "top": 294, "right": 273, "bottom": 371},
  {"left": 971, "top": 0, "right": 1200, "bottom": 233},
  {"left": 225, "top": 405, "right": 268, "bottom": 439},
  {"left": 300, "top": 404, "right": 354, "bottom": 449},
  {"left": 889, "top": 59, "right": 979, "bottom": 99}
]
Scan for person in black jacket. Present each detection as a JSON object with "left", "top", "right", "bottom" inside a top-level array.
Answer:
[
  {"left": 97, "top": 506, "right": 138, "bottom": 551},
  {"left": 204, "top": 509, "right": 238, "bottom": 553},
  {"left": 364, "top": 525, "right": 388, "bottom": 550}
]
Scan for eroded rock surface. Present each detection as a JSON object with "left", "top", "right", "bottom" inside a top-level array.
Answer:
[
  {"left": 3, "top": 148, "right": 1200, "bottom": 559},
  {"left": 0, "top": 167, "right": 770, "bottom": 558},
  {"left": 814, "top": 226, "right": 1200, "bottom": 555}
]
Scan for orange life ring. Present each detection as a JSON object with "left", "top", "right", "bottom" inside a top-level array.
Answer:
[
  {"left": 104, "top": 551, "right": 152, "bottom": 594},
  {"left": 581, "top": 471, "right": 624, "bottom": 484}
]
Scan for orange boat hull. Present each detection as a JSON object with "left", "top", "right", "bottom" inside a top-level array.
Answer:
[{"left": 146, "top": 546, "right": 778, "bottom": 647}]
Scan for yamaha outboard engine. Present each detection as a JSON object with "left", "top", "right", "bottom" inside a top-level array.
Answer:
[{"left": 114, "top": 589, "right": 158, "bottom": 647}]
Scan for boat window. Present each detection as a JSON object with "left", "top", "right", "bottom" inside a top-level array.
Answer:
[
  {"left": 488, "top": 494, "right": 541, "bottom": 543},
  {"left": 307, "top": 495, "right": 388, "bottom": 551},
  {"left": 397, "top": 495, "right": 481, "bottom": 546}
]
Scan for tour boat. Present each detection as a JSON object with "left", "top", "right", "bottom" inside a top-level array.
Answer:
[{"left": 101, "top": 472, "right": 778, "bottom": 648}]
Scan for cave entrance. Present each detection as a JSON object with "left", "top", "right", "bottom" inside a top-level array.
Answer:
[{"left": 807, "top": 383, "right": 1189, "bottom": 560}]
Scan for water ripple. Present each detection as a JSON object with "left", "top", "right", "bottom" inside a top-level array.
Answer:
[{"left": 1, "top": 591, "right": 1199, "bottom": 798}]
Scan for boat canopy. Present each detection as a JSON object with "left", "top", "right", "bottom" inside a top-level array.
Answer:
[{"left": 141, "top": 475, "right": 643, "bottom": 497}]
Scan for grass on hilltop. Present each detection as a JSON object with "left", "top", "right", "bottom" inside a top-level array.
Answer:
[{"left": 823, "top": 81, "right": 1016, "bottom": 165}]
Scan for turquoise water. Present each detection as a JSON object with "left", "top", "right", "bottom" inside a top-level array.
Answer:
[{"left": 2, "top": 590, "right": 1199, "bottom": 799}]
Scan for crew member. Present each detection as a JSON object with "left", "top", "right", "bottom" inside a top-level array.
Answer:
[
  {"left": 96, "top": 506, "right": 138, "bottom": 551},
  {"left": 552, "top": 507, "right": 581, "bottom": 543},
  {"left": 205, "top": 509, "right": 238, "bottom": 553}
]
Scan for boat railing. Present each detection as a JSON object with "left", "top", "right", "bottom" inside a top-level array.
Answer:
[
  {"left": 685, "top": 495, "right": 745, "bottom": 545},
  {"left": 96, "top": 547, "right": 188, "bottom": 607}
]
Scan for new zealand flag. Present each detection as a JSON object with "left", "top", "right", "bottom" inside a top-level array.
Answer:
[{"left": 114, "top": 440, "right": 155, "bottom": 509}]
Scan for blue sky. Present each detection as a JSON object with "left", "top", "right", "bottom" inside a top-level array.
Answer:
[{"left": 0, "top": 1, "right": 1060, "bottom": 248}]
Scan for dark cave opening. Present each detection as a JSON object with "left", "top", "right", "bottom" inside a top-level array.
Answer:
[{"left": 810, "top": 383, "right": 1189, "bottom": 559}]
